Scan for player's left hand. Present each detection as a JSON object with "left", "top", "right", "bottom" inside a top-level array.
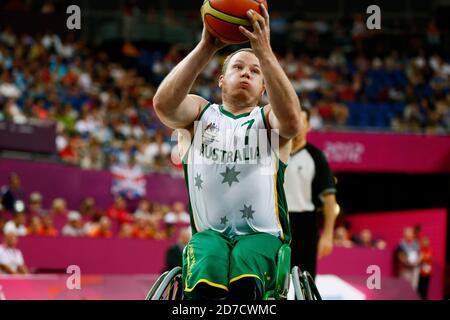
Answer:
[
  {"left": 317, "top": 233, "right": 334, "bottom": 259},
  {"left": 238, "top": 4, "right": 271, "bottom": 57}
]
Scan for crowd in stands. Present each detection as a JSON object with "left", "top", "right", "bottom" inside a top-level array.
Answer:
[
  {"left": 333, "top": 221, "right": 433, "bottom": 299},
  {"left": 0, "top": 25, "right": 177, "bottom": 173},
  {"left": 0, "top": 173, "right": 190, "bottom": 240},
  {"left": 0, "top": 13, "right": 449, "bottom": 171},
  {"left": 332, "top": 221, "right": 387, "bottom": 250}
]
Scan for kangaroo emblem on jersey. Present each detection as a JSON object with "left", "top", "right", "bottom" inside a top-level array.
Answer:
[{"left": 203, "top": 122, "right": 219, "bottom": 144}]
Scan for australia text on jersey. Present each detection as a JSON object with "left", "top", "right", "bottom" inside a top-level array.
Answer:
[{"left": 186, "top": 121, "right": 281, "bottom": 175}]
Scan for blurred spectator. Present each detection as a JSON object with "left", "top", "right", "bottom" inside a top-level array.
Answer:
[
  {"left": 27, "top": 216, "right": 44, "bottom": 236},
  {"left": 134, "top": 199, "right": 152, "bottom": 218},
  {"left": 83, "top": 209, "right": 104, "bottom": 235},
  {"left": 2, "top": 98, "right": 27, "bottom": 124},
  {"left": 132, "top": 215, "right": 151, "bottom": 239},
  {"left": 80, "top": 139, "right": 105, "bottom": 170},
  {"left": 40, "top": 215, "right": 58, "bottom": 236},
  {"left": 59, "top": 134, "right": 81, "bottom": 165},
  {"left": 164, "top": 227, "right": 191, "bottom": 271},
  {"left": 164, "top": 202, "right": 189, "bottom": 224},
  {"left": 3, "top": 212, "right": 27, "bottom": 236},
  {"left": 0, "top": 232, "right": 29, "bottom": 274},
  {"left": 164, "top": 201, "right": 189, "bottom": 237},
  {"left": 333, "top": 224, "right": 353, "bottom": 248},
  {"left": 353, "top": 229, "right": 386, "bottom": 249},
  {"left": 144, "top": 131, "right": 171, "bottom": 168},
  {"left": 79, "top": 197, "right": 96, "bottom": 220},
  {"left": 27, "top": 192, "right": 46, "bottom": 216},
  {"left": 119, "top": 223, "right": 134, "bottom": 238},
  {"left": 1, "top": 172, "right": 24, "bottom": 213},
  {"left": 49, "top": 198, "right": 69, "bottom": 216},
  {"left": 418, "top": 237, "right": 433, "bottom": 299},
  {"left": 397, "top": 226, "right": 421, "bottom": 290},
  {"left": 62, "top": 211, "right": 85, "bottom": 237},
  {"left": 107, "top": 196, "right": 133, "bottom": 225},
  {"left": 0, "top": 71, "right": 21, "bottom": 99},
  {"left": 88, "top": 216, "right": 113, "bottom": 238}
]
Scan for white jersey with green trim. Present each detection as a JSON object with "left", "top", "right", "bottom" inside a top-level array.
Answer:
[{"left": 182, "top": 103, "right": 290, "bottom": 241}]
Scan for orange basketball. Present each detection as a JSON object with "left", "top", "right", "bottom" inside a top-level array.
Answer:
[{"left": 201, "top": 0, "right": 269, "bottom": 44}]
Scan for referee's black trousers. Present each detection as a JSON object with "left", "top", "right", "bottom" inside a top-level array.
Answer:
[{"left": 289, "top": 211, "right": 319, "bottom": 279}]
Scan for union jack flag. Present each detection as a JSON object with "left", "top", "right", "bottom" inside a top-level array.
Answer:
[{"left": 111, "top": 164, "right": 146, "bottom": 200}]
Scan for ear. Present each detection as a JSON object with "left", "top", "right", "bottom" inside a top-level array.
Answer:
[
  {"left": 260, "top": 83, "right": 266, "bottom": 98},
  {"left": 218, "top": 74, "right": 224, "bottom": 88}
]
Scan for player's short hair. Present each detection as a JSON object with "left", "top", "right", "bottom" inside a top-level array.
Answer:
[{"left": 221, "top": 48, "right": 255, "bottom": 74}]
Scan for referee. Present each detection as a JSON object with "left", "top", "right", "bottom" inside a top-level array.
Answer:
[{"left": 285, "top": 108, "right": 338, "bottom": 279}]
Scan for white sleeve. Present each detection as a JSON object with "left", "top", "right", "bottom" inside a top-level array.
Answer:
[
  {"left": 17, "top": 250, "right": 24, "bottom": 266},
  {"left": 0, "top": 247, "right": 5, "bottom": 264}
]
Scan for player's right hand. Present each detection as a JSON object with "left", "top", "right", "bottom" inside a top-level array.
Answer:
[{"left": 200, "top": 21, "right": 228, "bottom": 51}]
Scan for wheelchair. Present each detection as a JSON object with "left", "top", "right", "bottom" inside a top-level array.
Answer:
[{"left": 145, "top": 244, "right": 322, "bottom": 300}]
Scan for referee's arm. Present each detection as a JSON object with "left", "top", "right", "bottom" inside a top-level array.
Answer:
[
  {"left": 318, "top": 192, "right": 338, "bottom": 258},
  {"left": 314, "top": 151, "right": 338, "bottom": 258}
]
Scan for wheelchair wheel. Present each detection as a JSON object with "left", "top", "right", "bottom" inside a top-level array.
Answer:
[
  {"left": 146, "top": 267, "right": 183, "bottom": 300},
  {"left": 291, "top": 266, "right": 322, "bottom": 300},
  {"left": 291, "top": 266, "right": 306, "bottom": 300},
  {"left": 145, "top": 270, "right": 169, "bottom": 300},
  {"left": 303, "top": 271, "right": 322, "bottom": 300}
]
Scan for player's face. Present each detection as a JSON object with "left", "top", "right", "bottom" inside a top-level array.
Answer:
[{"left": 219, "top": 51, "right": 265, "bottom": 105}]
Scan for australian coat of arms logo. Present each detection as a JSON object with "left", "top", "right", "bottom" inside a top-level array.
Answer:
[{"left": 203, "top": 122, "right": 219, "bottom": 144}]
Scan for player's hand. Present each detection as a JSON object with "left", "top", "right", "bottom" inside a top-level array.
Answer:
[
  {"left": 317, "top": 233, "right": 334, "bottom": 259},
  {"left": 238, "top": 4, "right": 271, "bottom": 57},
  {"left": 200, "top": 20, "right": 228, "bottom": 51}
]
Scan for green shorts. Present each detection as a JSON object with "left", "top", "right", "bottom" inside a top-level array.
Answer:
[{"left": 182, "top": 229, "right": 282, "bottom": 299}]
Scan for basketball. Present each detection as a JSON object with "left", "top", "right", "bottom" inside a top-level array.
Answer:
[{"left": 201, "top": 0, "right": 269, "bottom": 44}]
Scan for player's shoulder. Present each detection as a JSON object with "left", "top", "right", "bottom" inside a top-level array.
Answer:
[
  {"left": 261, "top": 104, "right": 271, "bottom": 116},
  {"left": 185, "top": 94, "right": 213, "bottom": 120},
  {"left": 196, "top": 99, "right": 220, "bottom": 120}
]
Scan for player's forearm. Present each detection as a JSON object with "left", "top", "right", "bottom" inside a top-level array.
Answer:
[
  {"left": 259, "top": 52, "right": 302, "bottom": 136},
  {"left": 153, "top": 42, "right": 217, "bottom": 113}
]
